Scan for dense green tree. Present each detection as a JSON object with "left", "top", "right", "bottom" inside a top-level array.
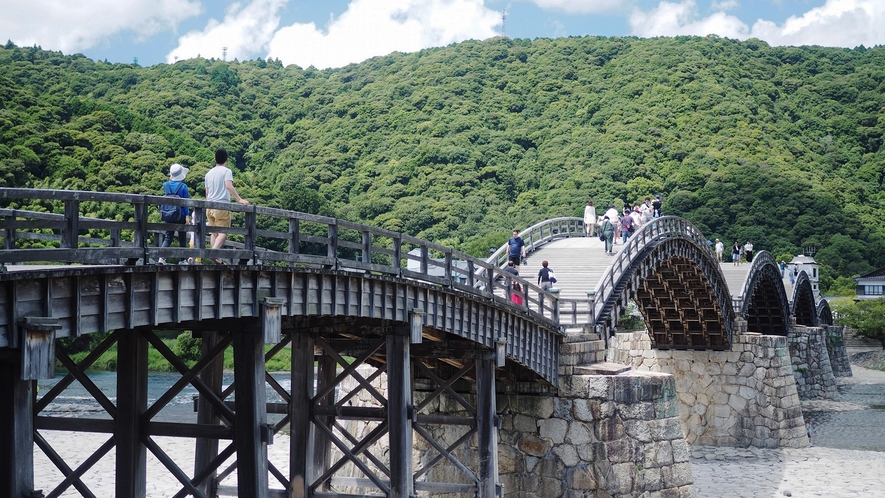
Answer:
[
  {"left": 835, "top": 298, "right": 885, "bottom": 348},
  {"left": 0, "top": 37, "right": 884, "bottom": 277}
]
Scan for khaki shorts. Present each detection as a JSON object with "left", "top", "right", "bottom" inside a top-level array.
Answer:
[{"left": 206, "top": 209, "right": 231, "bottom": 228}]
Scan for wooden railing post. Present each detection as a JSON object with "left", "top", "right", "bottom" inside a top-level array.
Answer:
[
  {"left": 61, "top": 199, "right": 79, "bottom": 250},
  {"left": 393, "top": 235, "right": 402, "bottom": 275},
  {"left": 420, "top": 244, "right": 429, "bottom": 275},
  {"left": 242, "top": 207, "right": 256, "bottom": 264},
  {"left": 288, "top": 218, "right": 300, "bottom": 268},
  {"left": 550, "top": 289, "right": 560, "bottom": 323},
  {"left": 193, "top": 207, "right": 206, "bottom": 254},
  {"left": 130, "top": 199, "right": 148, "bottom": 265},
  {"left": 362, "top": 230, "right": 371, "bottom": 264},
  {"left": 326, "top": 222, "right": 338, "bottom": 267}
]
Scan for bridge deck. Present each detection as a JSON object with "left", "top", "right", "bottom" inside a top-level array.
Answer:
[
  {"left": 529, "top": 238, "right": 756, "bottom": 304},
  {"left": 520, "top": 235, "right": 612, "bottom": 301}
]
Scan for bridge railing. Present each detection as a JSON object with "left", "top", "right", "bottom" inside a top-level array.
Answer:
[
  {"left": 0, "top": 188, "right": 562, "bottom": 328},
  {"left": 734, "top": 250, "right": 777, "bottom": 313}
]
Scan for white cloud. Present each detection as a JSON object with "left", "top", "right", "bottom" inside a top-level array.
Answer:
[
  {"left": 167, "top": 0, "right": 287, "bottom": 62},
  {"left": 710, "top": 0, "right": 738, "bottom": 11},
  {"left": 0, "top": 0, "right": 202, "bottom": 54},
  {"left": 631, "top": 0, "right": 885, "bottom": 48},
  {"left": 751, "top": 0, "right": 884, "bottom": 47},
  {"left": 267, "top": 0, "right": 501, "bottom": 69},
  {"left": 630, "top": 0, "right": 749, "bottom": 39},
  {"left": 528, "top": 0, "right": 625, "bottom": 15}
]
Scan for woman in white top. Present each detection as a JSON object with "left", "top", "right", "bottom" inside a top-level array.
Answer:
[{"left": 583, "top": 201, "right": 597, "bottom": 236}]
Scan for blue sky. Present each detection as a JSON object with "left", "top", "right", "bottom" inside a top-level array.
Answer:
[{"left": 2, "top": 0, "right": 883, "bottom": 69}]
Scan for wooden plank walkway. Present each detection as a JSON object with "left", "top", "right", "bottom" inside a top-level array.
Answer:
[
  {"left": 527, "top": 238, "right": 759, "bottom": 303},
  {"left": 520, "top": 235, "right": 613, "bottom": 301}
]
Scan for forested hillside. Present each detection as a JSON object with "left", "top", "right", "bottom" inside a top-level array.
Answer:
[{"left": 1, "top": 36, "right": 883, "bottom": 289}]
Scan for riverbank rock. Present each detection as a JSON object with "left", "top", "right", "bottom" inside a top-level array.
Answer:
[{"left": 849, "top": 350, "right": 885, "bottom": 370}]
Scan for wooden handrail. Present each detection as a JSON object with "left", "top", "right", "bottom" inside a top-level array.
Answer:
[{"left": 0, "top": 188, "right": 562, "bottom": 330}]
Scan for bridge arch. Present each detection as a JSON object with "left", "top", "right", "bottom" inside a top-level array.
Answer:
[
  {"left": 736, "top": 251, "right": 790, "bottom": 335},
  {"left": 791, "top": 271, "right": 819, "bottom": 327},
  {"left": 592, "top": 218, "right": 734, "bottom": 350},
  {"left": 817, "top": 299, "right": 834, "bottom": 326}
]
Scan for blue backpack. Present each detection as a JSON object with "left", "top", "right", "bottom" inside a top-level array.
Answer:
[{"left": 159, "top": 182, "right": 184, "bottom": 223}]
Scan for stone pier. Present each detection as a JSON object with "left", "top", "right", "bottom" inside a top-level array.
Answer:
[
  {"left": 610, "top": 331, "right": 808, "bottom": 448},
  {"left": 823, "top": 325, "right": 853, "bottom": 378},
  {"left": 787, "top": 325, "right": 839, "bottom": 400}
]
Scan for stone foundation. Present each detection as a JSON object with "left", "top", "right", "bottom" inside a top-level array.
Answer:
[
  {"left": 498, "top": 371, "right": 694, "bottom": 498},
  {"left": 787, "top": 325, "right": 838, "bottom": 400},
  {"left": 610, "top": 331, "right": 808, "bottom": 448},
  {"left": 824, "top": 326, "right": 853, "bottom": 378}
]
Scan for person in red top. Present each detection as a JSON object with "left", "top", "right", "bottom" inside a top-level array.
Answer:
[{"left": 510, "top": 282, "right": 524, "bottom": 305}]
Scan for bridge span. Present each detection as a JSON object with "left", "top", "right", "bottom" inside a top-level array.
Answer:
[{"left": 0, "top": 189, "right": 835, "bottom": 497}]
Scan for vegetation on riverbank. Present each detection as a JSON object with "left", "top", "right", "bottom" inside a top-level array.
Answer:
[{"left": 58, "top": 332, "right": 293, "bottom": 373}]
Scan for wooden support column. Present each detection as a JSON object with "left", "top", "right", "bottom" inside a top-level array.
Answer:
[
  {"left": 0, "top": 358, "right": 35, "bottom": 498},
  {"left": 194, "top": 330, "right": 224, "bottom": 498},
  {"left": 233, "top": 324, "right": 269, "bottom": 498},
  {"left": 387, "top": 331, "right": 413, "bottom": 498},
  {"left": 261, "top": 297, "right": 286, "bottom": 344},
  {"left": 476, "top": 357, "right": 499, "bottom": 498},
  {"left": 116, "top": 328, "right": 148, "bottom": 498},
  {"left": 19, "top": 317, "right": 61, "bottom": 380},
  {"left": 311, "top": 353, "right": 336, "bottom": 492},
  {"left": 289, "top": 332, "right": 315, "bottom": 498}
]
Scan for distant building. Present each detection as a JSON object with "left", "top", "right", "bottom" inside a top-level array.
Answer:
[
  {"left": 789, "top": 254, "right": 820, "bottom": 297},
  {"left": 854, "top": 266, "right": 885, "bottom": 300},
  {"left": 407, "top": 248, "right": 470, "bottom": 284}
]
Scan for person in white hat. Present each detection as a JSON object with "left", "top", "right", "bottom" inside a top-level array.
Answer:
[{"left": 159, "top": 163, "right": 191, "bottom": 264}]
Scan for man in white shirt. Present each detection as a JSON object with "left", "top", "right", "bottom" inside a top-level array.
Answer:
[
  {"left": 715, "top": 239, "right": 724, "bottom": 262},
  {"left": 204, "top": 149, "right": 249, "bottom": 262}
]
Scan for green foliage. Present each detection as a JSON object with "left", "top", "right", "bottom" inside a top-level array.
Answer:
[
  {"left": 2, "top": 37, "right": 885, "bottom": 277},
  {"left": 173, "top": 332, "right": 202, "bottom": 362},
  {"left": 834, "top": 298, "right": 885, "bottom": 348}
]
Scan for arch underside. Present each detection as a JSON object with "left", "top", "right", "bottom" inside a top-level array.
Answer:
[
  {"left": 817, "top": 300, "right": 833, "bottom": 326},
  {"left": 635, "top": 256, "right": 729, "bottom": 350},
  {"left": 792, "top": 274, "right": 818, "bottom": 327},
  {"left": 744, "top": 267, "right": 789, "bottom": 335}
]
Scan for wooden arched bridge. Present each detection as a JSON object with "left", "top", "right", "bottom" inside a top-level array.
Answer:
[{"left": 0, "top": 188, "right": 829, "bottom": 498}]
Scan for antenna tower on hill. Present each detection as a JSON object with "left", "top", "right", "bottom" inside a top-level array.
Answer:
[
  {"left": 223, "top": 46, "right": 228, "bottom": 61},
  {"left": 501, "top": 9, "right": 506, "bottom": 37}
]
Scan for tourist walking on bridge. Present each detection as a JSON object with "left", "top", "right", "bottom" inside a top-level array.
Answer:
[
  {"left": 537, "top": 260, "right": 556, "bottom": 291},
  {"left": 744, "top": 240, "right": 754, "bottom": 263},
  {"left": 620, "top": 208, "right": 634, "bottom": 243},
  {"left": 732, "top": 241, "right": 741, "bottom": 266},
  {"left": 652, "top": 194, "right": 663, "bottom": 218},
  {"left": 205, "top": 148, "right": 249, "bottom": 264},
  {"left": 601, "top": 216, "right": 615, "bottom": 256},
  {"left": 603, "top": 205, "right": 619, "bottom": 242},
  {"left": 640, "top": 198, "right": 652, "bottom": 223},
  {"left": 715, "top": 239, "right": 724, "bottom": 263},
  {"left": 583, "top": 201, "right": 597, "bottom": 236},
  {"left": 158, "top": 163, "right": 191, "bottom": 265},
  {"left": 508, "top": 230, "right": 526, "bottom": 272}
]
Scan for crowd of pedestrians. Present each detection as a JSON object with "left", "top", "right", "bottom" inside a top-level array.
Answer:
[{"left": 585, "top": 195, "right": 663, "bottom": 256}]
